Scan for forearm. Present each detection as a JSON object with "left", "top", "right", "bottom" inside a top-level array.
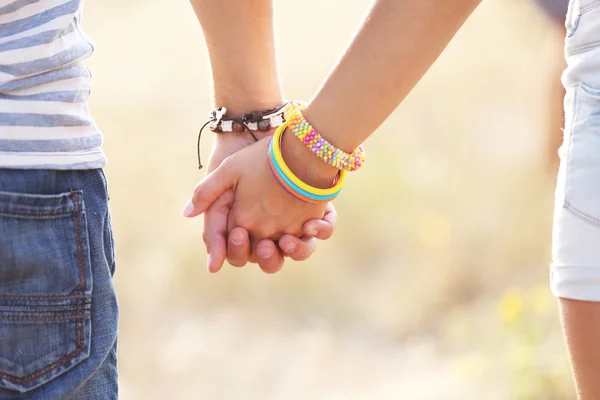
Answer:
[
  {"left": 191, "top": 0, "right": 282, "bottom": 115},
  {"left": 304, "top": 0, "right": 482, "bottom": 151}
]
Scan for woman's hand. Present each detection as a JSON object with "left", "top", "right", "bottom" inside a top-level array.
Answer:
[{"left": 195, "top": 132, "right": 337, "bottom": 273}]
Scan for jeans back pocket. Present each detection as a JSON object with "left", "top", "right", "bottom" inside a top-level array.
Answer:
[
  {"left": 0, "top": 190, "right": 92, "bottom": 393},
  {"left": 565, "top": 0, "right": 600, "bottom": 56}
]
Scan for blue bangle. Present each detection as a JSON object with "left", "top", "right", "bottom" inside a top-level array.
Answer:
[{"left": 268, "top": 139, "right": 341, "bottom": 202}]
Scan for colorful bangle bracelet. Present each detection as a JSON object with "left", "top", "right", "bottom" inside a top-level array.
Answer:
[
  {"left": 268, "top": 143, "right": 342, "bottom": 203},
  {"left": 268, "top": 122, "right": 346, "bottom": 204},
  {"left": 271, "top": 123, "right": 347, "bottom": 197},
  {"left": 283, "top": 101, "right": 366, "bottom": 172}
]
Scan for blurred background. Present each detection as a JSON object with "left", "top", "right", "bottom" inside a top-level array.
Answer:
[{"left": 84, "top": 0, "right": 572, "bottom": 398}]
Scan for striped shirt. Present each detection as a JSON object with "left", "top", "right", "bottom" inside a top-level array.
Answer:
[{"left": 0, "top": 0, "right": 104, "bottom": 169}]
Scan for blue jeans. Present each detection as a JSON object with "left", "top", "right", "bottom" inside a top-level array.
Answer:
[{"left": 0, "top": 169, "right": 118, "bottom": 399}]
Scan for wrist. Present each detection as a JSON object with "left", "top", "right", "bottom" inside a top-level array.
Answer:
[
  {"left": 212, "top": 76, "right": 283, "bottom": 117},
  {"left": 213, "top": 95, "right": 283, "bottom": 118},
  {"left": 303, "top": 100, "right": 363, "bottom": 154},
  {"left": 215, "top": 127, "right": 274, "bottom": 145},
  {"left": 280, "top": 126, "right": 339, "bottom": 189}
]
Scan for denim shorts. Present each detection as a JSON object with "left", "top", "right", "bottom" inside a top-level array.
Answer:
[
  {"left": 552, "top": 0, "right": 600, "bottom": 301},
  {"left": 0, "top": 169, "right": 118, "bottom": 398}
]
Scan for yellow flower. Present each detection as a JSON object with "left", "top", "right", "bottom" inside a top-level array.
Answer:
[
  {"left": 529, "top": 283, "right": 552, "bottom": 316},
  {"left": 499, "top": 287, "right": 524, "bottom": 325}
]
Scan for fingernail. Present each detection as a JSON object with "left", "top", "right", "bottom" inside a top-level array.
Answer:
[
  {"left": 231, "top": 234, "right": 246, "bottom": 245},
  {"left": 182, "top": 199, "right": 195, "bottom": 217},
  {"left": 306, "top": 227, "right": 318, "bottom": 236},
  {"left": 257, "top": 247, "right": 274, "bottom": 259},
  {"left": 207, "top": 253, "right": 215, "bottom": 273},
  {"left": 283, "top": 243, "right": 296, "bottom": 253}
]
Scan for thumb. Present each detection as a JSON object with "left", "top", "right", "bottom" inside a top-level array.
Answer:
[{"left": 183, "top": 161, "right": 237, "bottom": 218}]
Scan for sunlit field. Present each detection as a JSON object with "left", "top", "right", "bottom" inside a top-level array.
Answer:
[{"left": 85, "top": 0, "right": 572, "bottom": 398}]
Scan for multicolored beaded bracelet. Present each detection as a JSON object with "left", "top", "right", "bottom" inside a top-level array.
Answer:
[
  {"left": 283, "top": 101, "right": 366, "bottom": 172},
  {"left": 268, "top": 122, "right": 346, "bottom": 204}
]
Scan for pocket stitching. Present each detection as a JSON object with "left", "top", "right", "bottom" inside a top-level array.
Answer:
[
  {"left": 0, "top": 212, "right": 72, "bottom": 220},
  {"left": 3, "top": 315, "right": 85, "bottom": 322},
  {"left": 565, "top": 1, "right": 600, "bottom": 55},
  {"left": 71, "top": 191, "right": 86, "bottom": 375},
  {"left": 581, "top": 0, "right": 600, "bottom": 14},
  {"left": 105, "top": 213, "right": 116, "bottom": 276},
  {"left": 0, "top": 295, "right": 89, "bottom": 301},
  {"left": 563, "top": 84, "right": 600, "bottom": 226},
  {"left": 565, "top": 199, "right": 600, "bottom": 224},
  {"left": 0, "top": 191, "right": 78, "bottom": 218},
  {"left": 567, "top": 15, "right": 581, "bottom": 38},
  {"left": 563, "top": 84, "right": 579, "bottom": 212},
  {"left": 567, "top": 40, "right": 600, "bottom": 56},
  {"left": 0, "top": 191, "right": 88, "bottom": 385}
]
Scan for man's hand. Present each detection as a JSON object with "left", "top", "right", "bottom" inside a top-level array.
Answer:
[{"left": 195, "top": 132, "right": 337, "bottom": 273}]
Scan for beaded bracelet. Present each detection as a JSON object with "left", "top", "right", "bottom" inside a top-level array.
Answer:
[
  {"left": 283, "top": 101, "right": 366, "bottom": 172},
  {"left": 268, "top": 122, "right": 346, "bottom": 204}
]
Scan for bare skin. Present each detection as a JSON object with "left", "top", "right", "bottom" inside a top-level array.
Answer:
[{"left": 560, "top": 299, "right": 600, "bottom": 399}]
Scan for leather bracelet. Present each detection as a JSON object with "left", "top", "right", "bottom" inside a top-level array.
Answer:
[
  {"left": 196, "top": 102, "right": 287, "bottom": 170},
  {"left": 209, "top": 103, "right": 286, "bottom": 133}
]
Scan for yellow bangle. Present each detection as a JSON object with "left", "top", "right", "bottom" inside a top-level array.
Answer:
[{"left": 270, "top": 122, "right": 346, "bottom": 201}]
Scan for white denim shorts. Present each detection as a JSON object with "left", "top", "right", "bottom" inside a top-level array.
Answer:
[{"left": 552, "top": 0, "right": 600, "bottom": 301}]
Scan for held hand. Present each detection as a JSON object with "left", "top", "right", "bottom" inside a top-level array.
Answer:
[{"left": 196, "top": 132, "right": 337, "bottom": 273}]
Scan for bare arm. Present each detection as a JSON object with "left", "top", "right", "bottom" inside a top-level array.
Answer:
[
  {"left": 560, "top": 299, "right": 600, "bottom": 399},
  {"left": 307, "top": 0, "right": 482, "bottom": 150},
  {"left": 284, "top": 0, "right": 483, "bottom": 185},
  {"left": 190, "top": 0, "right": 282, "bottom": 114}
]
